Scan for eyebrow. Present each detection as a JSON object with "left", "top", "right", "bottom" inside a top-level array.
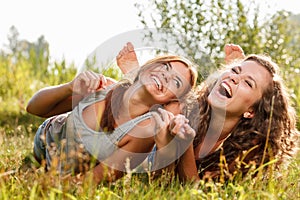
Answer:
[
  {"left": 238, "top": 66, "right": 257, "bottom": 88},
  {"left": 169, "top": 62, "right": 184, "bottom": 86}
]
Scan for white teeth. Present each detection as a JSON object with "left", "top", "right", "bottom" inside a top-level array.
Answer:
[
  {"left": 221, "top": 82, "right": 232, "bottom": 97},
  {"left": 152, "top": 76, "right": 162, "bottom": 91}
]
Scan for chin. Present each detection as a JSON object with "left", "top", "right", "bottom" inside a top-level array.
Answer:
[{"left": 209, "top": 95, "right": 227, "bottom": 111}]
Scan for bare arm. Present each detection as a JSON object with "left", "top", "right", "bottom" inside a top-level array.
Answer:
[
  {"left": 151, "top": 109, "right": 196, "bottom": 179},
  {"left": 26, "top": 71, "right": 112, "bottom": 118},
  {"left": 90, "top": 119, "right": 156, "bottom": 184},
  {"left": 177, "top": 144, "right": 200, "bottom": 182},
  {"left": 26, "top": 83, "right": 76, "bottom": 118}
]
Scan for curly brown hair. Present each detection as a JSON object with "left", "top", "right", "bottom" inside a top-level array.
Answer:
[{"left": 186, "top": 54, "right": 299, "bottom": 179}]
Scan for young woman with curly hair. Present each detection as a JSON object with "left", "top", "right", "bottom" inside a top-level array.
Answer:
[
  {"left": 117, "top": 43, "right": 299, "bottom": 182},
  {"left": 187, "top": 52, "right": 299, "bottom": 180}
]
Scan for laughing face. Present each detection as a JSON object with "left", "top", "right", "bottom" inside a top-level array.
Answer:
[
  {"left": 139, "top": 61, "right": 192, "bottom": 104},
  {"left": 208, "top": 60, "right": 272, "bottom": 118}
]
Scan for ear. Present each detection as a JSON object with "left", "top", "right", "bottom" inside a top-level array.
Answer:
[{"left": 243, "top": 110, "right": 254, "bottom": 119}]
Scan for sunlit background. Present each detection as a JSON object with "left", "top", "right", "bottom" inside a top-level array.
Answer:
[{"left": 0, "top": 0, "right": 299, "bottom": 67}]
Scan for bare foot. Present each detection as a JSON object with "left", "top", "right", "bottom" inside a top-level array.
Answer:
[
  {"left": 224, "top": 44, "right": 245, "bottom": 64},
  {"left": 116, "top": 42, "right": 140, "bottom": 74}
]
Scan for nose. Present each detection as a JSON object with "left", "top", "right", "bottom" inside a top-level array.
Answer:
[
  {"left": 229, "top": 74, "right": 240, "bottom": 85},
  {"left": 162, "top": 72, "right": 170, "bottom": 83}
]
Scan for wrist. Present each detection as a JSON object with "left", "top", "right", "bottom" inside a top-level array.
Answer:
[
  {"left": 65, "top": 81, "right": 78, "bottom": 96},
  {"left": 155, "top": 134, "right": 173, "bottom": 150}
]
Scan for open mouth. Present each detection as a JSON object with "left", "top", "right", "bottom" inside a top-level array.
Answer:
[
  {"left": 219, "top": 82, "right": 232, "bottom": 98},
  {"left": 152, "top": 76, "right": 163, "bottom": 91}
]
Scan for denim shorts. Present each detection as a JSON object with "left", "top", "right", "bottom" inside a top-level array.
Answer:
[
  {"left": 147, "top": 145, "right": 156, "bottom": 170},
  {"left": 33, "top": 116, "right": 91, "bottom": 174},
  {"left": 33, "top": 119, "right": 50, "bottom": 164}
]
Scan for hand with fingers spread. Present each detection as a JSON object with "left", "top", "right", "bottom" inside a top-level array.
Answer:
[
  {"left": 151, "top": 107, "right": 196, "bottom": 171},
  {"left": 168, "top": 114, "right": 195, "bottom": 142},
  {"left": 70, "top": 71, "right": 107, "bottom": 96},
  {"left": 27, "top": 44, "right": 199, "bottom": 184},
  {"left": 152, "top": 108, "right": 195, "bottom": 150}
]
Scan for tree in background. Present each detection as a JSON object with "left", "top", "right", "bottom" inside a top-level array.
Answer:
[
  {"left": 5, "top": 26, "right": 50, "bottom": 77},
  {"left": 135, "top": 0, "right": 262, "bottom": 78},
  {"left": 0, "top": 26, "right": 122, "bottom": 129},
  {"left": 135, "top": 0, "right": 300, "bottom": 126},
  {"left": 0, "top": 26, "right": 76, "bottom": 128}
]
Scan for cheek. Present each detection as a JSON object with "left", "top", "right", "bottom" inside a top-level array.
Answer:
[
  {"left": 243, "top": 94, "right": 260, "bottom": 108},
  {"left": 158, "top": 91, "right": 177, "bottom": 102},
  {"left": 175, "top": 89, "right": 185, "bottom": 98},
  {"left": 166, "top": 85, "right": 181, "bottom": 98}
]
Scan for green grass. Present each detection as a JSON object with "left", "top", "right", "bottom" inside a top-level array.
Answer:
[
  {"left": 0, "top": 123, "right": 299, "bottom": 200},
  {"left": 1, "top": 26, "right": 299, "bottom": 199}
]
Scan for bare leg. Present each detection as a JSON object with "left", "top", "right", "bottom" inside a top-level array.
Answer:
[
  {"left": 116, "top": 42, "right": 140, "bottom": 74},
  {"left": 224, "top": 44, "right": 245, "bottom": 64}
]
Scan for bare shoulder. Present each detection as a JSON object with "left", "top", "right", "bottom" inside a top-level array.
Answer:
[
  {"left": 117, "top": 117, "right": 155, "bottom": 147},
  {"left": 124, "top": 117, "right": 156, "bottom": 139}
]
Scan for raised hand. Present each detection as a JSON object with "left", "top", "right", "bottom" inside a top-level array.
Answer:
[
  {"left": 152, "top": 108, "right": 195, "bottom": 149},
  {"left": 151, "top": 108, "right": 175, "bottom": 148},
  {"left": 151, "top": 108, "right": 196, "bottom": 172},
  {"left": 69, "top": 71, "right": 107, "bottom": 96},
  {"left": 168, "top": 114, "right": 196, "bottom": 142}
]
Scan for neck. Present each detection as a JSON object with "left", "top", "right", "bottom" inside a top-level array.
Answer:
[
  {"left": 196, "top": 107, "right": 240, "bottom": 158},
  {"left": 207, "top": 108, "right": 239, "bottom": 140},
  {"left": 118, "top": 82, "right": 155, "bottom": 121}
]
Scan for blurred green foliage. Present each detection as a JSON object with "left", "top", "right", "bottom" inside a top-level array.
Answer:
[
  {"left": 0, "top": 2, "right": 299, "bottom": 198},
  {"left": 0, "top": 26, "right": 120, "bottom": 131},
  {"left": 136, "top": 0, "right": 300, "bottom": 127},
  {"left": 0, "top": 0, "right": 300, "bottom": 199},
  {"left": 0, "top": 0, "right": 299, "bottom": 131}
]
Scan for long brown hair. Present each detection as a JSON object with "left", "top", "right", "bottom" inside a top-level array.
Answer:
[
  {"left": 100, "top": 55, "right": 198, "bottom": 132},
  {"left": 188, "top": 54, "right": 299, "bottom": 178}
]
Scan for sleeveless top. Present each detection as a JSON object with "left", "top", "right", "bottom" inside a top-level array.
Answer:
[{"left": 45, "top": 86, "right": 152, "bottom": 174}]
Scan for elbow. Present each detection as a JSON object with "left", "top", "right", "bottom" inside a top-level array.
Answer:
[
  {"left": 26, "top": 101, "right": 47, "bottom": 118},
  {"left": 26, "top": 104, "right": 39, "bottom": 117},
  {"left": 26, "top": 101, "right": 34, "bottom": 114}
]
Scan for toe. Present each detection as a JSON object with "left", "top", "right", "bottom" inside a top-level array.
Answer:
[{"left": 127, "top": 42, "right": 134, "bottom": 51}]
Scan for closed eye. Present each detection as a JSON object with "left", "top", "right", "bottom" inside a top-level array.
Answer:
[
  {"left": 231, "top": 68, "right": 238, "bottom": 74},
  {"left": 245, "top": 80, "right": 253, "bottom": 88},
  {"left": 231, "top": 66, "right": 241, "bottom": 74}
]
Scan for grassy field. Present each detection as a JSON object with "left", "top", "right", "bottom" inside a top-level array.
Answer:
[
  {"left": 0, "top": 123, "right": 299, "bottom": 200},
  {"left": 0, "top": 36, "right": 299, "bottom": 199},
  {"left": 0, "top": 62, "right": 299, "bottom": 200}
]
